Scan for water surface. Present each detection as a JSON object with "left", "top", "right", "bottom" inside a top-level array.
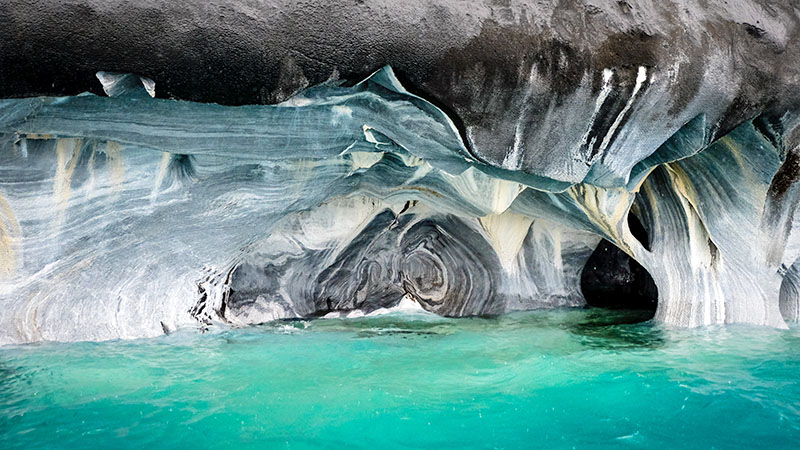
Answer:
[{"left": 1, "top": 309, "right": 799, "bottom": 449}]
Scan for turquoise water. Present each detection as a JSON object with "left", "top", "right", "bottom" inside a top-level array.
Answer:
[{"left": 1, "top": 309, "right": 799, "bottom": 449}]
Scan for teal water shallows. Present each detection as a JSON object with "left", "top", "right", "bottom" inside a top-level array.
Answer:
[{"left": 1, "top": 309, "right": 799, "bottom": 449}]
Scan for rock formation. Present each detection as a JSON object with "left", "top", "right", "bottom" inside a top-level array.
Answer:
[{"left": 0, "top": 1, "right": 799, "bottom": 342}]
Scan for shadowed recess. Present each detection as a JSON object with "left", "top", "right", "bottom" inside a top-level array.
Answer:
[{"left": 580, "top": 212, "right": 658, "bottom": 315}]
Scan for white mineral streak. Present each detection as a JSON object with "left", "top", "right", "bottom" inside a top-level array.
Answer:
[
  {"left": 0, "top": 65, "right": 798, "bottom": 344},
  {"left": 598, "top": 67, "right": 648, "bottom": 154},
  {"left": 151, "top": 151, "right": 172, "bottom": 199},
  {"left": 578, "top": 68, "right": 614, "bottom": 161},
  {"left": 503, "top": 63, "right": 539, "bottom": 170}
]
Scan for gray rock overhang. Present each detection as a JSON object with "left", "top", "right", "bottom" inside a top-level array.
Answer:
[{"left": 2, "top": 0, "right": 800, "bottom": 185}]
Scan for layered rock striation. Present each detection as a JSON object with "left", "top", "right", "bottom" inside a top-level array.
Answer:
[{"left": 0, "top": 1, "right": 799, "bottom": 342}]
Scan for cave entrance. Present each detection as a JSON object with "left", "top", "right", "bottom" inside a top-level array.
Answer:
[{"left": 579, "top": 211, "right": 658, "bottom": 323}]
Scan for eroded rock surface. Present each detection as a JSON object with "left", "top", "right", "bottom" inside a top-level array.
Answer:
[{"left": 0, "top": 1, "right": 799, "bottom": 342}]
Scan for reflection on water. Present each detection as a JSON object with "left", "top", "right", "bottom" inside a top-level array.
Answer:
[
  {"left": 567, "top": 308, "right": 666, "bottom": 350},
  {"left": 282, "top": 307, "right": 664, "bottom": 349},
  {"left": 1, "top": 308, "right": 799, "bottom": 449}
]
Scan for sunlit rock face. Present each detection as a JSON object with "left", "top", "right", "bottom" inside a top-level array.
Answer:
[
  {"left": 511, "top": 118, "right": 800, "bottom": 328},
  {"left": 0, "top": 70, "right": 602, "bottom": 343},
  {"left": 1, "top": 1, "right": 800, "bottom": 342}
]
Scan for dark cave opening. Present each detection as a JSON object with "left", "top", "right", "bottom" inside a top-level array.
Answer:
[{"left": 579, "top": 211, "right": 658, "bottom": 320}]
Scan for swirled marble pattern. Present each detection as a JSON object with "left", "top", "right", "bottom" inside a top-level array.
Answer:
[{"left": 0, "top": 63, "right": 799, "bottom": 343}]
